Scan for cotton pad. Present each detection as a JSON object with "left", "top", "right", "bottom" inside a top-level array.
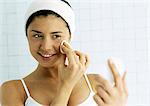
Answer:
[
  {"left": 60, "top": 40, "right": 72, "bottom": 54},
  {"left": 60, "top": 40, "right": 73, "bottom": 65}
]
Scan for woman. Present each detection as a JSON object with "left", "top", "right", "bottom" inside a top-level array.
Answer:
[{"left": 0, "top": 0, "right": 128, "bottom": 106}]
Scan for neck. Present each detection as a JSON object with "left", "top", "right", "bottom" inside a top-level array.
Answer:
[{"left": 35, "top": 64, "right": 59, "bottom": 79}]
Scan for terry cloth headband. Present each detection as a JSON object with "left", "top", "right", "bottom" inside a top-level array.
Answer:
[{"left": 25, "top": 0, "right": 75, "bottom": 39}]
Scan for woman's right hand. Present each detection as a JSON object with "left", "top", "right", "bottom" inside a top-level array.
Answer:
[
  {"left": 58, "top": 41, "right": 90, "bottom": 89},
  {"left": 50, "top": 42, "right": 90, "bottom": 106}
]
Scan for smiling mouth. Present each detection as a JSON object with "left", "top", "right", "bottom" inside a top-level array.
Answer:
[{"left": 38, "top": 52, "right": 56, "bottom": 58}]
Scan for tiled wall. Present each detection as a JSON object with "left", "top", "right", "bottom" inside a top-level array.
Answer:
[{"left": 0, "top": 0, "right": 149, "bottom": 105}]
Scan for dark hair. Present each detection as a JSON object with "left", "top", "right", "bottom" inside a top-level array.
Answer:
[
  {"left": 61, "top": 0, "right": 72, "bottom": 8},
  {"left": 25, "top": 0, "right": 72, "bottom": 37}
]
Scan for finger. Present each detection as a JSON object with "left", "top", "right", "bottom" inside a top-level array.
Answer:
[
  {"left": 122, "top": 70, "right": 128, "bottom": 95},
  {"left": 60, "top": 41, "right": 79, "bottom": 64},
  {"left": 74, "top": 50, "right": 86, "bottom": 65},
  {"left": 93, "top": 94, "right": 105, "bottom": 106},
  {"left": 108, "top": 59, "right": 121, "bottom": 87},
  {"left": 85, "top": 54, "right": 90, "bottom": 68},
  {"left": 75, "top": 51, "right": 90, "bottom": 69},
  {"left": 60, "top": 40, "right": 73, "bottom": 54},
  {"left": 58, "top": 55, "right": 66, "bottom": 79},
  {"left": 96, "top": 86, "right": 110, "bottom": 103},
  {"left": 73, "top": 50, "right": 80, "bottom": 64},
  {"left": 58, "top": 54, "right": 66, "bottom": 70},
  {"left": 61, "top": 42, "right": 76, "bottom": 65},
  {"left": 95, "top": 74, "right": 113, "bottom": 96}
]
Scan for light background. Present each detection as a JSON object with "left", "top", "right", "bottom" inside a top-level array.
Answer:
[{"left": 0, "top": 0, "right": 150, "bottom": 105}]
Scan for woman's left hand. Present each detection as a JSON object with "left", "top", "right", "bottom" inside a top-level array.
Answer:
[{"left": 93, "top": 59, "right": 128, "bottom": 106}]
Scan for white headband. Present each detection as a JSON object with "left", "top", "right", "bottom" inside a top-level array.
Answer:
[{"left": 25, "top": 0, "right": 75, "bottom": 38}]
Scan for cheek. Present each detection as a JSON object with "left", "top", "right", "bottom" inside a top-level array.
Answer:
[
  {"left": 54, "top": 40, "right": 63, "bottom": 51},
  {"left": 54, "top": 37, "right": 70, "bottom": 52},
  {"left": 55, "top": 36, "right": 70, "bottom": 46},
  {"left": 28, "top": 39, "right": 40, "bottom": 51}
]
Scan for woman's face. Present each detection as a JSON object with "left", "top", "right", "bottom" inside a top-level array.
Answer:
[{"left": 27, "top": 15, "right": 70, "bottom": 68}]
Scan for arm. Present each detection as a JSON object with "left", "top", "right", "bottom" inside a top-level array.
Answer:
[
  {"left": 0, "top": 81, "right": 24, "bottom": 106},
  {"left": 50, "top": 41, "right": 90, "bottom": 106},
  {"left": 50, "top": 83, "right": 73, "bottom": 106}
]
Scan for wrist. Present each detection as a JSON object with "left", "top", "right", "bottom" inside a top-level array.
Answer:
[
  {"left": 51, "top": 83, "right": 74, "bottom": 106},
  {"left": 60, "top": 81, "right": 74, "bottom": 91}
]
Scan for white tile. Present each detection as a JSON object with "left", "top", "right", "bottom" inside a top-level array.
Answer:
[
  {"left": 101, "top": 19, "right": 113, "bottom": 30},
  {"left": 101, "top": 3, "right": 113, "bottom": 19},
  {"left": 123, "top": 18, "right": 135, "bottom": 30},
  {"left": 112, "top": 40, "right": 136, "bottom": 51},
  {"left": 135, "top": 39, "right": 148, "bottom": 50},
  {"left": 0, "top": 65, "right": 9, "bottom": 84},
  {"left": 111, "top": 3, "right": 123, "bottom": 18},
  {"left": 135, "top": 28, "right": 147, "bottom": 39},
  {"left": 135, "top": 17, "right": 147, "bottom": 28},
  {"left": 134, "top": 3, "right": 147, "bottom": 18},
  {"left": 0, "top": 0, "right": 150, "bottom": 105}
]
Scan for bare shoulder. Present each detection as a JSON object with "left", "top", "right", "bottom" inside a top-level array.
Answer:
[
  {"left": 68, "top": 74, "right": 99, "bottom": 105},
  {"left": 87, "top": 73, "right": 98, "bottom": 82},
  {"left": 87, "top": 73, "right": 100, "bottom": 92},
  {"left": 0, "top": 80, "right": 25, "bottom": 106},
  {"left": 87, "top": 73, "right": 102, "bottom": 81}
]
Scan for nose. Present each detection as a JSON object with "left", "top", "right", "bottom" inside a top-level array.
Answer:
[{"left": 40, "top": 36, "right": 53, "bottom": 51}]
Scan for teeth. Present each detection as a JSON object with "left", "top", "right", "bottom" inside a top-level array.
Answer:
[{"left": 42, "top": 54, "right": 52, "bottom": 58}]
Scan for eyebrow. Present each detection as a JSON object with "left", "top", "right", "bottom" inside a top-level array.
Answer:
[{"left": 31, "top": 30, "right": 63, "bottom": 34}]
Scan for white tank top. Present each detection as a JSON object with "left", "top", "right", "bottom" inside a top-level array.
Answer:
[
  {"left": 78, "top": 74, "right": 97, "bottom": 106},
  {"left": 20, "top": 74, "right": 97, "bottom": 106}
]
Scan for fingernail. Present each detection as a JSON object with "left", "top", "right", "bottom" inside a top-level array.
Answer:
[{"left": 108, "top": 58, "right": 113, "bottom": 64}]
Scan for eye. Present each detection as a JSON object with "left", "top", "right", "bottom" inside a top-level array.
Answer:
[
  {"left": 52, "top": 35, "right": 61, "bottom": 39},
  {"left": 33, "top": 34, "right": 43, "bottom": 38}
]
